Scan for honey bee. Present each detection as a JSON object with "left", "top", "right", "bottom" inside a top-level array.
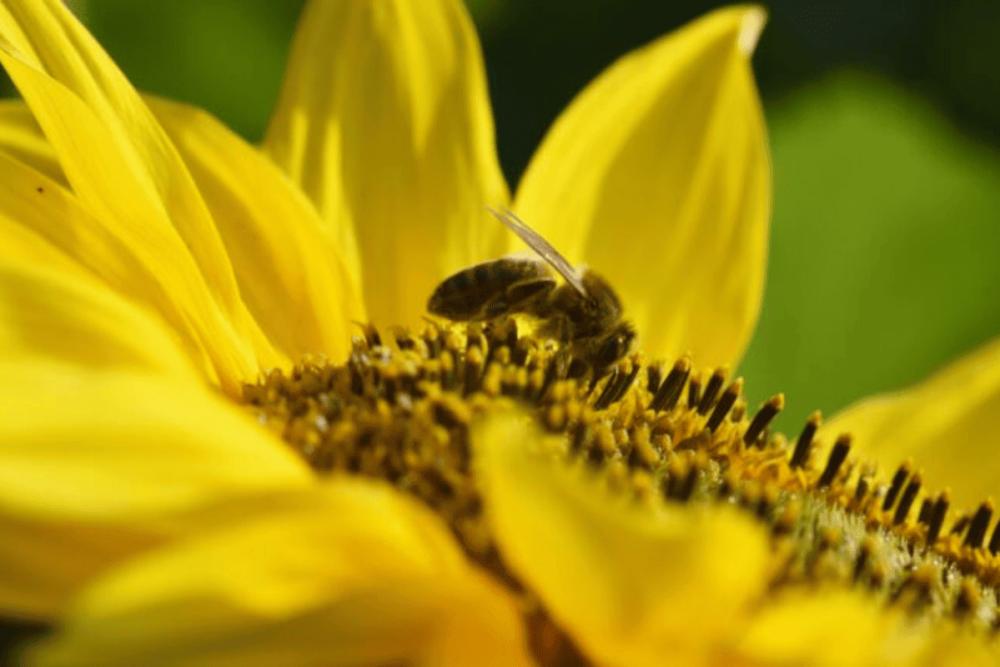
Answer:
[{"left": 428, "top": 208, "right": 635, "bottom": 370}]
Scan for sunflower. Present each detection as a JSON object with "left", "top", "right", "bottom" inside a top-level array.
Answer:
[{"left": 1, "top": 0, "right": 999, "bottom": 664}]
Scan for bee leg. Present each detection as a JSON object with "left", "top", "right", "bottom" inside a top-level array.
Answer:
[{"left": 538, "top": 312, "right": 571, "bottom": 343}]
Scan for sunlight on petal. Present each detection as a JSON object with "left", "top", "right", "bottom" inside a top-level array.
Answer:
[
  {"left": 0, "top": 361, "right": 311, "bottom": 619},
  {"left": 0, "top": 364, "right": 310, "bottom": 524},
  {"left": 25, "top": 481, "right": 531, "bottom": 667},
  {"left": 736, "top": 589, "right": 925, "bottom": 666},
  {"left": 824, "top": 337, "right": 1000, "bottom": 511},
  {"left": 0, "top": 147, "right": 226, "bottom": 384},
  {"left": 475, "top": 411, "right": 769, "bottom": 666},
  {"left": 0, "top": 95, "right": 363, "bottom": 370},
  {"left": 149, "top": 97, "right": 364, "bottom": 363},
  {"left": 0, "top": 254, "right": 307, "bottom": 619},
  {"left": 515, "top": 6, "right": 771, "bottom": 369},
  {"left": 0, "top": 0, "right": 281, "bottom": 387},
  {"left": 265, "top": 0, "right": 509, "bottom": 327},
  {"left": 0, "top": 257, "right": 195, "bottom": 378},
  {"left": 0, "top": 98, "right": 64, "bottom": 185}
]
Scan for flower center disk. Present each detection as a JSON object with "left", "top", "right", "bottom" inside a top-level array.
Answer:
[{"left": 242, "top": 317, "right": 1000, "bottom": 647}]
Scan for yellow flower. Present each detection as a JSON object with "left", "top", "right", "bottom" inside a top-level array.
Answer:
[{"left": 0, "top": 0, "right": 997, "bottom": 665}]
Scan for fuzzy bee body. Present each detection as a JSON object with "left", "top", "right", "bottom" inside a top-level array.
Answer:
[
  {"left": 427, "top": 257, "right": 555, "bottom": 321},
  {"left": 427, "top": 209, "right": 636, "bottom": 370}
]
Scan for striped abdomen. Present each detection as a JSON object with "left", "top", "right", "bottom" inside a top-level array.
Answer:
[{"left": 427, "top": 258, "right": 553, "bottom": 320}]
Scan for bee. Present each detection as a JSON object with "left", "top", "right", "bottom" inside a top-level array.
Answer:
[{"left": 428, "top": 208, "right": 636, "bottom": 370}]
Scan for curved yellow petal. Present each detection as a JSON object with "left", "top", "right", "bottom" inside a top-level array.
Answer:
[
  {"left": 514, "top": 6, "right": 771, "bottom": 369},
  {"left": 0, "top": 366, "right": 310, "bottom": 524},
  {"left": 148, "top": 96, "right": 364, "bottom": 363},
  {"left": 824, "top": 337, "right": 1000, "bottom": 511},
  {"left": 0, "top": 0, "right": 281, "bottom": 388},
  {"left": 264, "top": 0, "right": 510, "bottom": 327},
  {"left": 736, "top": 588, "right": 1000, "bottom": 667},
  {"left": 0, "top": 257, "right": 194, "bottom": 379},
  {"left": 0, "top": 362, "right": 312, "bottom": 619},
  {"left": 0, "top": 178, "right": 97, "bottom": 286},
  {"left": 0, "top": 256, "right": 307, "bottom": 619},
  {"left": 0, "top": 148, "right": 224, "bottom": 384},
  {"left": 0, "top": 95, "right": 362, "bottom": 368},
  {"left": 25, "top": 480, "right": 531, "bottom": 667},
  {"left": 475, "top": 411, "right": 769, "bottom": 666},
  {"left": 0, "top": 97, "right": 64, "bottom": 185},
  {"left": 736, "top": 589, "right": 925, "bottom": 666}
]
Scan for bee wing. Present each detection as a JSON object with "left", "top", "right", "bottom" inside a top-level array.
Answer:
[{"left": 487, "top": 207, "right": 587, "bottom": 297}]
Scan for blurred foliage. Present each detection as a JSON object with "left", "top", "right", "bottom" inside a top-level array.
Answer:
[
  {"left": 1, "top": 1, "right": 998, "bottom": 429},
  {"left": 71, "top": 0, "right": 305, "bottom": 140},
  {"left": 470, "top": 0, "right": 1000, "bottom": 181},
  {"left": 741, "top": 73, "right": 1000, "bottom": 429}
]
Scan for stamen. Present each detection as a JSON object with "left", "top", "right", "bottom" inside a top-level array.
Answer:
[
  {"left": 882, "top": 462, "right": 911, "bottom": 512},
  {"left": 612, "top": 363, "right": 640, "bottom": 403},
  {"left": 891, "top": 563, "right": 937, "bottom": 611},
  {"left": 697, "top": 367, "right": 727, "bottom": 415},
  {"left": 853, "top": 476, "right": 870, "bottom": 506},
  {"left": 817, "top": 435, "right": 851, "bottom": 488},
  {"left": 663, "top": 457, "right": 699, "bottom": 502},
  {"left": 964, "top": 501, "right": 994, "bottom": 549},
  {"left": 687, "top": 373, "right": 702, "bottom": 410},
  {"left": 988, "top": 519, "right": 1000, "bottom": 555},
  {"left": 743, "top": 394, "right": 784, "bottom": 447},
  {"left": 954, "top": 578, "right": 981, "bottom": 618},
  {"left": 892, "top": 474, "right": 921, "bottom": 525},
  {"left": 853, "top": 536, "right": 876, "bottom": 583},
  {"left": 592, "top": 368, "right": 622, "bottom": 410},
  {"left": 917, "top": 498, "right": 932, "bottom": 524},
  {"left": 645, "top": 364, "right": 662, "bottom": 394},
  {"left": 951, "top": 514, "right": 971, "bottom": 538},
  {"left": 706, "top": 378, "right": 742, "bottom": 432},
  {"left": 926, "top": 492, "right": 949, "bottom": 545},
  {"left": 790, "top": 410, "right": 821, "bottom": 469},
  {"left": 648, "top": 356, "right": 690, "bottom": 411}
]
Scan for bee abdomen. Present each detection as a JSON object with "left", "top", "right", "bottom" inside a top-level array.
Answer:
[{"left": 428, "top": 259, "right": 550, "bottom": 320}]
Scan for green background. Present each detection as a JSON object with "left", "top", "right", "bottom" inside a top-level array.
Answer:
[{"left": 4, "top": 0, "right": 999, "bottom": 433}]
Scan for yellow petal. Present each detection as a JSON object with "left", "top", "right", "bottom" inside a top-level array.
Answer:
[
  {"left": 736, "top": 588, "right": 1000, "bottom": 667},
  {"left": 0, "top": 367, "right": 311, "bottom": 618},
  {"left": 0, "top": 94, "right": 361, "bottom": 367},
  {"left": 264, "top": 0, "right": 510, "bottom": 327},
  {"left": 26, "top": 480, "right": 531, "bottom": 667},
  {"left": 823, "top": 337, "right": 1000, "bottom": 510},
  {"left": 0, "top": 97, "right": 64, "bottom": 185},
  {"left": 0, "top": 256, "right": 194, "bottom": 378},
  {"left": 475, "top": 411, "right": 769, "bottom": 666},
  {"left": 514, "top": 6, "right": 771, "bottom": 369},
  {"left": 0, "top": 345, "right": 310, "bottom": 617},
  {"left": 0, "top": 364, "right": 310, "bottom": 526},
  {"left": 0, "top": 0, "right": 281, "bottom": 388},
  {"left": 736, "top": 589, "right": 926, "bottom": 666},
  {"left": 0, "top": 252, "right": 274, "bottom": 618},
  {"left": 0, "top": 171, "right": 97, "bottom": 286},
  {"left": 0, "top": 149, "right": 224, "bottom": 384},
  {"left": 148, "top": 96, "right": 364, "bottom": 363}
]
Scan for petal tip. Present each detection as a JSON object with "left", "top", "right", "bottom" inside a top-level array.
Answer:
[{"left": 738, "top": 6, "right": 768, "bottom": 56}]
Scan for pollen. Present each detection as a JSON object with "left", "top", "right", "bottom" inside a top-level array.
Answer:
[{"left": 243, "top": 318, "right": 1000, "bottom": 647}]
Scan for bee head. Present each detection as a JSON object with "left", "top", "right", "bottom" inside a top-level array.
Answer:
[{"left": 594, "top": 321, "right": 637, "bottom": 368}]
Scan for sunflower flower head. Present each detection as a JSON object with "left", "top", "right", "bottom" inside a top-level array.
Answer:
[
  {"left": 241, "top": 315, "right": 1000, "bottom": 664},
  {"left": 0, "top": 0, "right": 999, "bottom": 665}
]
